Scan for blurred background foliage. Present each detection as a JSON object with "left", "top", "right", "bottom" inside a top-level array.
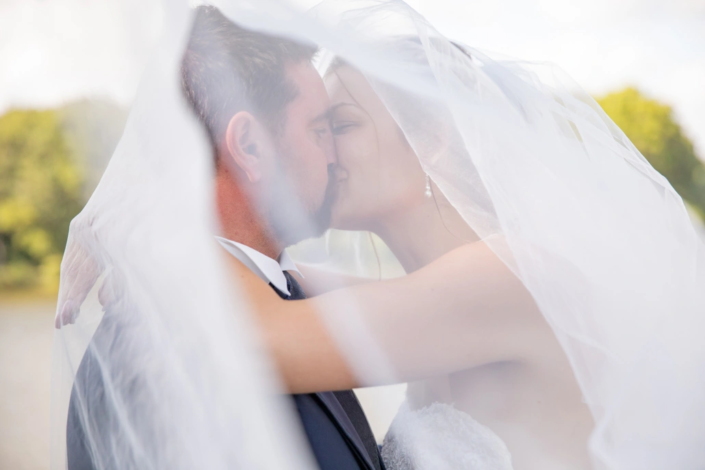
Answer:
[
  {"left": 598, "top": 87, "right": 705, "bottom": 221},
  {"left": 0, "top": 88, "right": 703, "bottom": 295},
  {"left": 0, "top": 100, "right": 126, "bottom": 294}
]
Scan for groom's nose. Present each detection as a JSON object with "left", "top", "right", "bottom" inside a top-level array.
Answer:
[{"left": 324, "top": 132, "right": 336, "bottom": 165}]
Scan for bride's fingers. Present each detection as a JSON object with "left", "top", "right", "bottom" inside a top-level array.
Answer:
[
  {"left": 97, "top": 268, "right": 125, "bottom": 310},
  {"left": 55, "top": 241, "right": 103, "bottom": 329}
]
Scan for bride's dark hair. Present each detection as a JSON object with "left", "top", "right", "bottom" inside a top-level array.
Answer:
[{"left": 325, "top": 38, "right": 476, "bottom": 169}]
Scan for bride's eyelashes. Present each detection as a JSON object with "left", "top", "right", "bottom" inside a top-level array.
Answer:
[{"left": 332, "top": 121, "right": 357, "bottom": 135}]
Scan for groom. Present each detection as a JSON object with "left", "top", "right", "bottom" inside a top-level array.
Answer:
[
  {"left": 181, "top": 8, "right": 383, "bottom": 470},
  {"left": 66, "top": 5, "right": 382, "bottom": 470}
]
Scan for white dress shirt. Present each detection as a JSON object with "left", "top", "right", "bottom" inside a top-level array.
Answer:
[{"left": 216, "top": 236, "right": 302, "bottom": 296}]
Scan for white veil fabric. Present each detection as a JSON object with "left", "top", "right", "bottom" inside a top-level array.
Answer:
[
  {"left": 52, "top": 0, "right": 705, "bottom": 469},
  {"left": 310, "top": 3, "right": 705, "bottom": 468},
  {"left": 299, "top": 2, "right": 705, "bottom": 467},
  {"left": 50, "top": 1, "right": 316, "bottom": 469}
]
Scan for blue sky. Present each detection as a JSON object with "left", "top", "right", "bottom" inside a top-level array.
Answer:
[{"left": 1, "top": 0, "right": 704, "bottom": 154}]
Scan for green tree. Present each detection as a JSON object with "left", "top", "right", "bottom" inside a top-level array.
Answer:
[
  {"left": 0, "top": 100, "right": 126, "bottom": 293},
  {"left": 598, "top": 87, "right": 705, "bottom": 220}
]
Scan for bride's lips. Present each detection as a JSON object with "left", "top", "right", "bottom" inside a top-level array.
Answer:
[{"left": 333, "top": 165, "right": 349, "bottom": 184}]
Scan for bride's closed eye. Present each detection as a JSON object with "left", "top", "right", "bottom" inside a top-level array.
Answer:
[
  {"left": 329, "top": 102, "right": 367, "bottom": 135},
  {"left": 332, "top": 121, "right": 358, "bottom": 135}
]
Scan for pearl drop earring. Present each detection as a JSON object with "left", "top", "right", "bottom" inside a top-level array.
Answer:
[{"left": 425, "top": 174, "right": 432, "bottom": 198}]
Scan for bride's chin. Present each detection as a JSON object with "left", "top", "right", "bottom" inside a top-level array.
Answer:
[{"left": 329, "top": 206, "right": 361, "bottom": 231}]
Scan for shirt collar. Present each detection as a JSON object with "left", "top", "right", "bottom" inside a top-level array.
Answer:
[{"left": 215, "top": 236, "right": 302, "bottom": 295}]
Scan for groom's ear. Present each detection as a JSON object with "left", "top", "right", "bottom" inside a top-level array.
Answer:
[{"left": 224, "top": 111, "right": 267, "bottom": 183}]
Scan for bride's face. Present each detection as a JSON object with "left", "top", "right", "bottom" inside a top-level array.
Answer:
[{"left": 325, "top": 65, "right": 427, "bottom": 230}]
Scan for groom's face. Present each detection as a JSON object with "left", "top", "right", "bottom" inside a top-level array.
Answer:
[{"left": 264, "top": 62, "right": 337, "bottom": 244}]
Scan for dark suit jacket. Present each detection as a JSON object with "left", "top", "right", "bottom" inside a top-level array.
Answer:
[
  {"left": 66, "top": 274, "right": 384, "bottom": 470},
  {"left": 276, "top": 271, "right": 383, "bottom": 470}
]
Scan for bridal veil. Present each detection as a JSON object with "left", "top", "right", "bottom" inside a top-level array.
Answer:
[{"left": 52, "top": 1, "right": 705, "bottom": 469}]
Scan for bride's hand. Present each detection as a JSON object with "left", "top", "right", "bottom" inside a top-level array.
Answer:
[{"left": 55, "top": 229, "right": 104, "bottom": 328}]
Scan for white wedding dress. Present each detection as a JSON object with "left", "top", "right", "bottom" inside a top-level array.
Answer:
[{"left": 382, "top": 402, "right": 513, "bottom": 470}]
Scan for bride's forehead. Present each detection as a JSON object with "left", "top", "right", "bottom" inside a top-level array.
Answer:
[{"left": 327, "top": 66, "right": 388, "bottom": 114}]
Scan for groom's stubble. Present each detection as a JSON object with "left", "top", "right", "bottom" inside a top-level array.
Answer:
[
  {"left": 266, "top": 156, "right": 339, "bottom": 247},
  {"left": 181, "top": 5, "right": 336, "bottom": 251},
  {"left": 260, "top": 63, "right": 340, "bottom": 247}
]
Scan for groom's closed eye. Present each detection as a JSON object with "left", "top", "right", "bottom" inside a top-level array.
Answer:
[
  {"left": 308, "top": 111, "right": 333, "bottom": 141},
  {"left": 314, "top": 127, "right": 330, "bottom": 138}
]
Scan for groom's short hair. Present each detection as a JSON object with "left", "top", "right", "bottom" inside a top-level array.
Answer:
[{"left": 181, "top": 5, "right": 317, "bottom": 155}]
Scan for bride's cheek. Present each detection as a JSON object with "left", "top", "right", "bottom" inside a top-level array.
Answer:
[{"left": 335, "top": 135, "right": 357, "bottom": 161}]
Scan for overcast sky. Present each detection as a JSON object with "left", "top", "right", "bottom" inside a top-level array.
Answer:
[{"left": 1, "top": 0, "right": 704, "bottom": 154}]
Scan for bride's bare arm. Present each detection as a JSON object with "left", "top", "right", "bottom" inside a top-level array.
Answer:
[
  {"left": 225, "top": 255, "right": 358, "bottom": 392},
  {"left": 295, "top": 264, "right": 375, "bottom": 296},
  {"left": 226, "top": 242, "right": 545, "bottom": 394}
]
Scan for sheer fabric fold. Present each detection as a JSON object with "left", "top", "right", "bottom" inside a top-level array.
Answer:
[{"left": 53, "top": 1, "right": 705, "bottom": 469}]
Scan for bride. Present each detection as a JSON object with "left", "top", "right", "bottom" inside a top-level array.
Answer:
[
  {"left": 225, "top": 5, "right": 704, "bottom": 468},
  {"left": 229, "top": 55, "right": 594, "bottom": 470}
]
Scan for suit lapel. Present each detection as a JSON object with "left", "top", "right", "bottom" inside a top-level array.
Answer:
[
  {"left": 315, "top": 392, "right": 376, "bottom": 470},
  {"left": 275, "top": 275, "right": 377, "bottom": 469}
]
